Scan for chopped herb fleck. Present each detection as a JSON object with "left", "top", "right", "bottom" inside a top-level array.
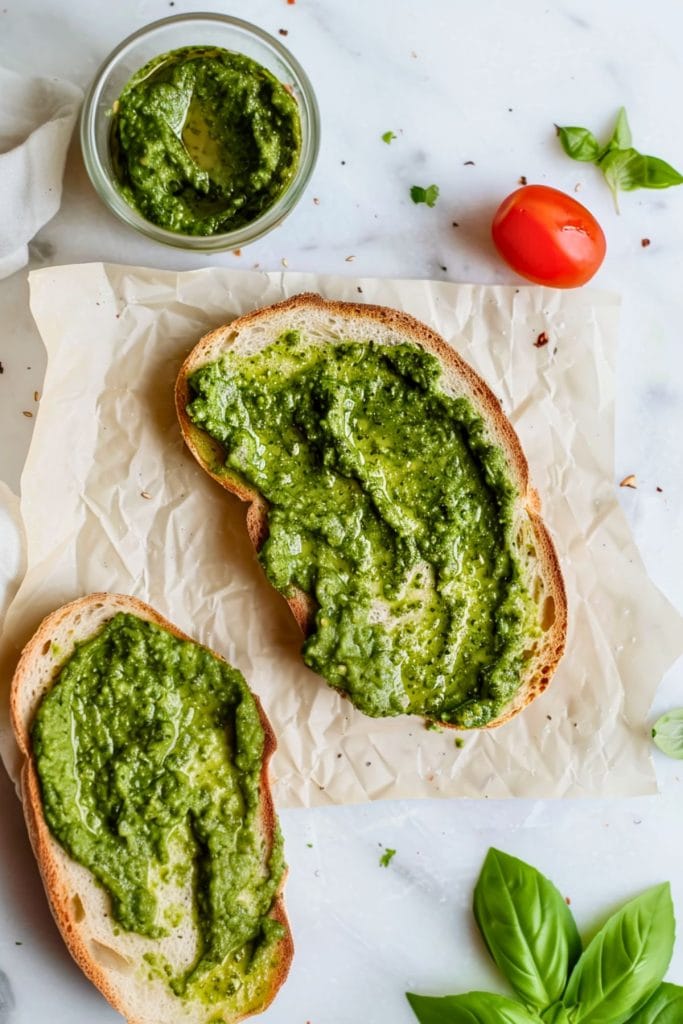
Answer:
[
  {"left": 379, "top": 848, "right": 397, "bottom": 868},
  {"left": 410, "top": 184, "right": 439, "bottom": 207},
  {"left": 382, "top": 130, "right": 397, "bottom": 144}
]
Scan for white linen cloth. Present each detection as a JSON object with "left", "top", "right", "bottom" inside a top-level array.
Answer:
[{"left": 0, "top": 67, "right": 82, "bottom": 279}]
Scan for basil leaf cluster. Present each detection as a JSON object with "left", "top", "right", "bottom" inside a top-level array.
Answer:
[
  {"left": 556, "top": 107, "right": 683, "bottom": 209},
  {"left": 407, "top": 848, "right": 680, "bottom": 1024}
]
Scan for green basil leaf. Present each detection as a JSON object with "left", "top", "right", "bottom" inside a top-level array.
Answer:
[
  {"left": 606, "top": 107, "right": 632, "bottom": 152},
  {"left": 540, "top": 1003, "right": 573, "bottom": 1019},
  {"left": 541, "top": 1005, "right": 571, "bottom": 1024},
  {"left": 556, "top": 125, "right": 602, "bottom": 162},
  {"left": 625, "top": 983, "right": 683, "bottom": 1024},
  {"left": 652, "top": 710, "right": 683, "bottom": 759},
  {"left": 562, "top": 882, "right": 675, "bottom": 1024},
  {"left": 473, "top": 848, "right": 581, "bottom": 1010},
  {"left": 407, "top": 991, "right": 542, "bottom": 1024},
  {"left": 602, "top": 148, "right": 683, "bottom": 198}
]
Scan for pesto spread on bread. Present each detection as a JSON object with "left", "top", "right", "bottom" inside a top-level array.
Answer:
[
  {"left": 32, "top": 612, "right": 286, "bottom": 1008},
  {"left": 186, "top": 331, "right": 540, "bottom": 728},
  {"left": 111, "top": 46, "right": 302, "bottom": 235}
]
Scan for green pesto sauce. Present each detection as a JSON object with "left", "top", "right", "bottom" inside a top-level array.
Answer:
[
  {"left": 32, "top": 613, "right": 285, "bottom": 1010},
  {"left": 187, "top": 332, "right": 540, "bottom": 728},
  {"left": 111, "top": 46, "right": 302, "bottom": 236}
]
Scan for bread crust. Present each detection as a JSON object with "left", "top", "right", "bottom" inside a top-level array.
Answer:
[
  {"left": 176, "top": 293, "right": 568, "bottom": 728},
  {"left": 10, "top": 593, "right": 293, "bottom": 1024}
]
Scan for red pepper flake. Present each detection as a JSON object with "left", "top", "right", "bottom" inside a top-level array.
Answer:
[
  {"left": 278, "top": 28, "right": 288, "bottom": 35},
  {"left": 534, "top": 331, "right": 549, "bottom": 348},
  {"left": 518, "top": 175, "right": 528, "bottom": 185},
  {"left": 656, "top": 486, "right": 663, "bottom": 493},
  {"left": 232, "top": 248, "right": 242, "bottom": 257},
  {"left": 565, "top": 896, "right": 572, "bottom": 906},
  {"left": 620, "top": 474, "right": 637, "bottom": 489},
  {"left": 287, "top": 0, "right": 295, "bottom": 5},
  {"left": 283, "top": 83, "right": 294, "bottom": 96},
  {"left": 641, "top": 238, "right": 651, "bottom": 248}
]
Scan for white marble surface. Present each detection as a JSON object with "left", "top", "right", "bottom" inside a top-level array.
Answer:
[{"left": 1, "top": 2, "right": 682, "bottom": 1022}]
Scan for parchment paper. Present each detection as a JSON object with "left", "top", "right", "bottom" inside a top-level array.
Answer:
[{"left": 1, "top": 262, "right": 681, "bottom": 805}]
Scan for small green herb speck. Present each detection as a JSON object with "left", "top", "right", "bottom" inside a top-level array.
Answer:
[
  {"left": 379, "top": 848, "right": 397, "bottom": 868},
  {"left": 410, "top": 184, "right": 439, "bottom": 207},
  {"left": 382, "top": 131, "right": 397, "bottom": 144}
]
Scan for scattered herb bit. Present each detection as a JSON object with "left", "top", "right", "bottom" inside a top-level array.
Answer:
[
  {"left": 657, "top": 486, "right": 663, "bottom": 493},
  {"left": 556, "top": 107, "right": 683, "bottom": 210},
  {"left": 426, "top": 720, "right": 443, "bottom": 732},
  {"left": 15, "top": 941, "right": 22, "bottom": 945},
  {"left": 407, "top": 847, "right": 678, "bottom": 1024},
  {"left": 379, "top": 848, "right": 397, "bottom": 868},
  {"left": 440, "top": 265, "right": 447, "bottom": 272},
  {"left": 454, "top": 738, "right": 464, "bottom": 749},
  {"left": 463, "top": 160, "right": 475, "bottom": 166},
  {"left": 357, "top": 286, "right": 363, "bottom": 293},
  {"left": 620, "top": 474, "right": 637, "bottom": 489},
  {"left": 518, "top": 175, "right": 528, "bottom": 185},
  {"left": 534, "top": 331, "right": 550, "bottom": 348},
  {"left": 452, "top": 221, "right": 459, "bottom": 228},
  {"left": 641, "top": 238, "right": 651, "bottom": 247},
  {"left": 345, "top": 255, "right": 356, "bottom": 262},
  {"left": 313, "top": 196, "right": 320, "bottom": 205},
  {"left": 410, "top": 184, "right": 439, "bottom": 208},
  {"left": 306, "top": 842, "right": 313, "bottom": 848},
  {"left": 652, "top": 710, "right": 683, "bottom": 759},
  {"left": 382, "top": 130, "right": 397, "bottom": 144}
]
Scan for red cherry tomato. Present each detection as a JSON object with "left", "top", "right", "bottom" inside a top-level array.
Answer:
[{"left": 491, "top": 184, "right": 606, "bottom": 288}]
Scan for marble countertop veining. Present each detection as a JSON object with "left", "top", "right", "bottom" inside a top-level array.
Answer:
[{"left": 1, "top": 2, "right": 682, "bottom": 1023}]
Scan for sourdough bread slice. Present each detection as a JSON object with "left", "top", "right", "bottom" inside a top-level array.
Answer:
[
  {"left": 10, "top": 593, "right": 293, "bottom": 1024},
  {"left": 176, "top": 293, "right": 567, "bottom": 729}
]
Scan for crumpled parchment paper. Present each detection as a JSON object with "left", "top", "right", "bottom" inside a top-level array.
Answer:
[{"left": 0, "top": 262, "right": 681, "bottom": 805}]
